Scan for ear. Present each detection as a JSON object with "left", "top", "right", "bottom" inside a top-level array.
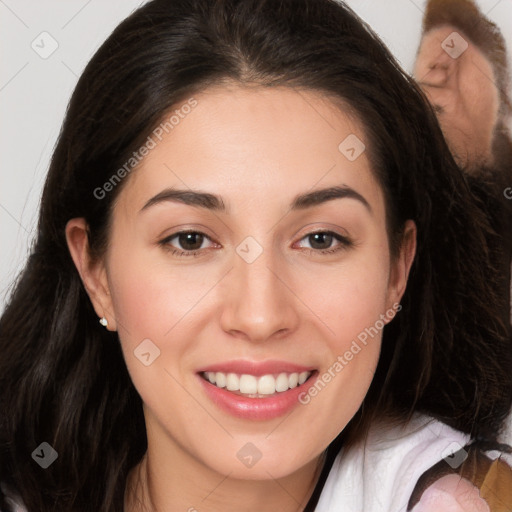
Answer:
[
  {"left": 65, "top": 218, "right": 117, "bottom": 331},
  {"left": 386, "top": 219, "right": 417, "bottom": 312}
]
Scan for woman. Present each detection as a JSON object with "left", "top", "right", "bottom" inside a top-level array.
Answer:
[{"left": 1, "top": 0, "right": 511, "bottom": 510}]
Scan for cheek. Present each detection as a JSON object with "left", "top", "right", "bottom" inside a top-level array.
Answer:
[
  {"left": 474, "top": 87, "right": 499, "bottom": 136},
  {"left": 108, "top": 248, "right": 217, "bottom": 341},
  {"left": 302, "top": 246, "right": 391, "bottom": 342},
  {"left": 462, "top": 78, "right": 497, "bottom": 123},
  {"left": 105, "top": 245, "right": 220, "bottom": 396},
  {"left": 293, "top": 240, "right": 391, "bottom": 409},
  {"left": 106, "top": 253, "right": 215, "bottom": 419}
]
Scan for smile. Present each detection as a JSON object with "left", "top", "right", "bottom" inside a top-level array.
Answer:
[
  {"left": 201, "top": 371, "right": 312, "bottom": 397},
  {"left": 196, "top": 361, "right": 318, "bottom": 420}
]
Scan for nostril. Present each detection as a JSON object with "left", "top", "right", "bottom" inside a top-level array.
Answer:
[
  {"left": 430, "top": 60, "right": 450, "bottom": 70},
  {"left": 420, "top": 67, "right": 449, "bottom": 87}
]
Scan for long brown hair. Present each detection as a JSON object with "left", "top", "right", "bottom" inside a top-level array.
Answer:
[{"left": 1, "top": 0, "right": 511, "bottom": 510}]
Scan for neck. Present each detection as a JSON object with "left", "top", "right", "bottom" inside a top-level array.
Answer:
[{"left": 125, "top": 441, "right": 325, "bottom": 512}]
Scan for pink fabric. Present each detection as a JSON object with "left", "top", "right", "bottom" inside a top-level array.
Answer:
[{"left": 411, "top": 474, "right": 490, "bottom": 512}]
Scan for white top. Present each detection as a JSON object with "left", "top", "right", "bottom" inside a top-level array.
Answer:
[
  {"left": 3, "top": 413, "right": 510, "bottom": 511},
  {"left": 316, "top": 412, "right": 511, "bottom": 512}
]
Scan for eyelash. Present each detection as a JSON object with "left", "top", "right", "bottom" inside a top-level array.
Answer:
[{"left": 159, "top": 230, "right": 353, "bottom": 258}]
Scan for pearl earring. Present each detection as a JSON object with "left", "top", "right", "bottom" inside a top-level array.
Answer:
[{"left": 99, "top": 317, "right": 108, "bottom": 328}]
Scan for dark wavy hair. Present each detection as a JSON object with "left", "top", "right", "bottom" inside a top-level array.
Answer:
[{"left": 1, "top": 0, "right": 511, "bottom": 510}]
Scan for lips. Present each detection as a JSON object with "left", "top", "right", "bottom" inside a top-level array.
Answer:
[
  {"left": 197, "top": 360, "right": 315, "bottom": 376},
  {"left": 196, "top": 360, "right": 317, "bottom": 420}
]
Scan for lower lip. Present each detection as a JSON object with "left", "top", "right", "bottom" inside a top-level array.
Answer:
[{"left": 197, "top": 372, "right": 318, "bottom": 421}]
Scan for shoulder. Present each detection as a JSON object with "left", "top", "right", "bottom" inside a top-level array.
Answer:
[
  {"left": 410, "top": 475, "right": 490, "bottom": 512},
  {"left": 316, "top": 414, "right": 512, "bottom": 512},
  {"left": 316, "top": 414, "right": 473, "bottom": 511},
  {"left": 408, "top": 445, "right": 512, "bottom": 512}
]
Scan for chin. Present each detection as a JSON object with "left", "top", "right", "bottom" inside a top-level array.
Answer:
[{"left": 203, "top": 446, "right": 314, "bottom": 481}]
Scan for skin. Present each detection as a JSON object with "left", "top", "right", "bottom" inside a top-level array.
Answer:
[
  {"left": 412, "top": 475, "right": 490, "bottom": 512},
  {"left": 66, "top": 85, "right": 416, "bottom": 512},
  {"left": 414, "top": 25, "right": 500, "bottom": 170}
]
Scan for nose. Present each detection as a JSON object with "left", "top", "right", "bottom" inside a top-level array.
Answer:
[
  {"left": 415, "top": 45, "right": 459, "bottom": 114},
  {"left": 420, "top": 49, "right": 455, "bottom": 87},
  {"left": 219, "top": 246, "right": 300, "bottom": 343},
  {"left": 422, "top": 65, "right": 449, "bottom": 87}
]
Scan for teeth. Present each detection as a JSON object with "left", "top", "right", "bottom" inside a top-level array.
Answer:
[
  {"left": 258, "top": 375, "right": 275, "bottom": 395},
  {"left": 276, "top": 372, "right": 290, "bottom": 392},
  {"left": 226, "top": 373, "right": 239, "bottom": 391},
  {"left": 215, "top": 372, "right": 226, "bottom": 388},
  {"left": 203, "top": 370, "right": 311, "bottom": 396},
  {"left": 239, "top": 374, "right": 258, "bottom": 394},
  {"left": 298, "top": 371, "right": 309, "bottom": 385}
]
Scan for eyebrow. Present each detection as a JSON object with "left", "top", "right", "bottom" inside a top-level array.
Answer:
[{"left": 140, "top": 185, "right": 371, "bottom": 214}]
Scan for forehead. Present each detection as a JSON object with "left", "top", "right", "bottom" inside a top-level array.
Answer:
[{"left": 116, "top": 85, "right": 384, "bottom": 216}]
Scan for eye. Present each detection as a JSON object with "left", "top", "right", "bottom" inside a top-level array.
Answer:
[
  {"left": 159, "top": 229, "right": 352, "bottom": 258},
  {"left": 295, "top": 231, "right": 352, "bottom": 254},
  {"left": 159, "top": 230, "right": 216, "bottom": 257}
]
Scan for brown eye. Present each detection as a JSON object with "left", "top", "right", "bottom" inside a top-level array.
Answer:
[
  {"left": 296, "top": 230, "right": 352, "bottom": 254},
  {"left": 160, "top": 231, "right": 214, "bottom": 255},
  {"left": 308, "top": 232, "right": 334, "bottom": 250},
  {"left": 176, "top": 232, "right": 205, "bottom": 251}
]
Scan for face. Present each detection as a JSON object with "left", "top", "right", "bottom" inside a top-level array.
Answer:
[
  {"left": 414, "top": 25, "right": 500, "bottom": 168},
  {"left": 69, "top": 85, "right": 414, "bottom": 481}
]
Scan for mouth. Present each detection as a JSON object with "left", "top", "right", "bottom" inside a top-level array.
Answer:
[
  {"left": 200, "top": 370, "right": 313, "bottom": 398},
  {"left": 196, "top": 362, "right": 318, "bottom": 420}
]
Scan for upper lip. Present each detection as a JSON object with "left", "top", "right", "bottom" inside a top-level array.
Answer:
[{"left": 197, "top": 359, "right": 316, "bottom": 376}]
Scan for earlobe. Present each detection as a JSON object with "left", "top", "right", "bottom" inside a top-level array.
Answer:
[
  {"left": 387, "top": 219, "right": 417, "bottom": 310},
  {"left": 65, "top": 218, "right": 117, "bottom": 331}
]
